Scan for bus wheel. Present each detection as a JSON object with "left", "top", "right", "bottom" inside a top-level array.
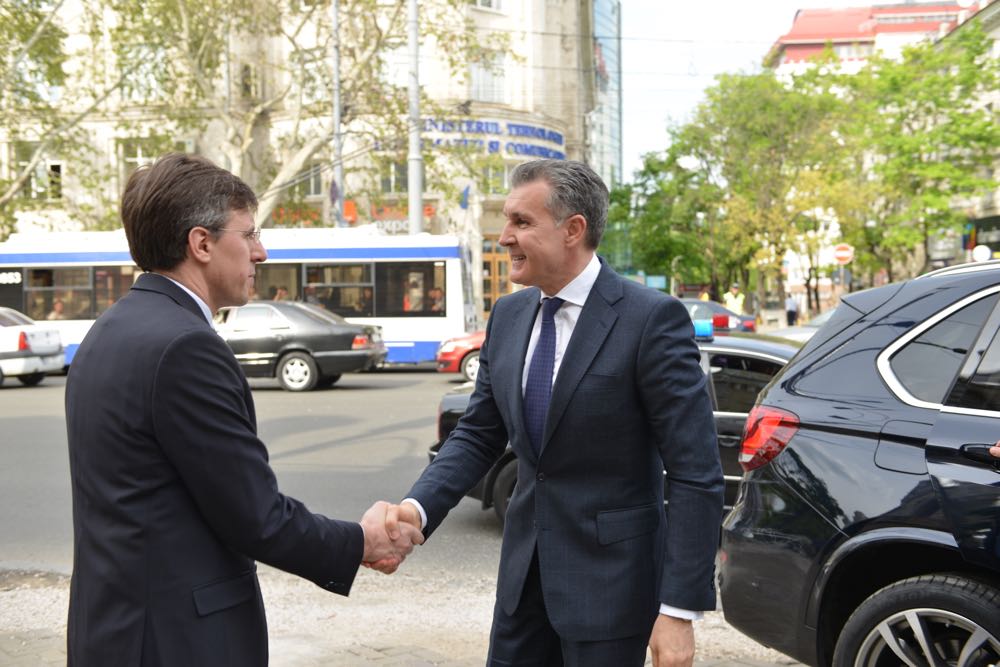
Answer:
[
  {"left": 18, "top": 373, "right": 45, "bottom": 387},
  {"left": 277, "top": 352, "right": 319, "bottom": 392}
]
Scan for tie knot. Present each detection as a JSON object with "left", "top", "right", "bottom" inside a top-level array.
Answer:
[{"left": 542, "top": 297, "right": 564, "bottom": 320}]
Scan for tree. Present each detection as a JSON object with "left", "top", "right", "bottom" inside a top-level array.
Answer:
[
  {"left": 0, "top": 0, "right": 134, "bottom": 238},
  {"left": 107, "top": 0, "right": 510, "bottom": 226},
  {"left": 838, "top": 23, "right": 1000, "bottom": 280},
  {"left": 625, "top": 69, "right": 849, "bottom": 309}
]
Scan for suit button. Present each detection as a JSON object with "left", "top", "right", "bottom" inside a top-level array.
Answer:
[{"left": 536, "top": 473, "right": 545, "bottom": 482}]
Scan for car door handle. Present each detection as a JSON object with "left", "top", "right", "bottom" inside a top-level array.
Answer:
[
  {"left": 959, "top": 444, "right": 1000, "bottom": 467},
  {"left": 718, "top": 435, "right": 742, "bottom": 449}
]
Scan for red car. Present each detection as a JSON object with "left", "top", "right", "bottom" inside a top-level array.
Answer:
[{"left": 435, "top": 330, "right": 485, "bottom": 382}]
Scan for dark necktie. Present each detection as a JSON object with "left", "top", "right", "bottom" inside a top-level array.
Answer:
[{"left": 524, "top": 297, "right": 564, "bottom": 455}]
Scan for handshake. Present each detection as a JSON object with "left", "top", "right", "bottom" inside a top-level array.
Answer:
[{"left": 359, "top": 501, "right": 424, "bottom": 574}]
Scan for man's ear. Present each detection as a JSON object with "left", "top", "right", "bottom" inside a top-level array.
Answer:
[
  {"left": 187, "top": 226, "right": 214, "bottom": 264},
  {"left": 563, "top": 214, "right": 588, "bottom": 247}
]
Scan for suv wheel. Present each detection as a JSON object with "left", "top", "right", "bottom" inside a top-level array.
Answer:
[
  {"left": 833, "top": 574, "right": 1000, "bottom": 667},
  {"left": 277, "top": 352, "right": 319, "bottom": 392}
]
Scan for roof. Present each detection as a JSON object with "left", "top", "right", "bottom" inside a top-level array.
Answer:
[{"left": 769, "top": 2, "right": 962, "bottom": 63}]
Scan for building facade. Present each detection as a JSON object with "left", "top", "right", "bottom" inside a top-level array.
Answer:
[{"left": 3, "top": 0, "right": 622, "bottom": 324}]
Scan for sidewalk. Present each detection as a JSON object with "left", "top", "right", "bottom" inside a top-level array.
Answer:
[{"left": 1, "top": 630, "right": 800, "bottom": 667}]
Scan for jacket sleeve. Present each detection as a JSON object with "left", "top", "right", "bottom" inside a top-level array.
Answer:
[
  {"left": 406, "top": 306, "right": 511, "bottom": 536},
  {"left": 151, "top": 328, "right": 364, "bottom": 596},
  {"left": 638, "top": 296, "right": 725, "bottom": 611}
]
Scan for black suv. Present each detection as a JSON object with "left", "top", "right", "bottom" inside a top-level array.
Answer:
[
  {"left": 429, "top": 332, "right": 800, "bottom": 522},
  {"left": 720, "top": 261, "right": 1000, "bottom": 667}
]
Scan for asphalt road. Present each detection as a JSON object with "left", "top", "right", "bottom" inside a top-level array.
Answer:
[
  {"left": 0, "top": 369, "right": 503, "bottom": 575},
  {"left": 0, "top": 369, "right": 795, "bottom": 665}
]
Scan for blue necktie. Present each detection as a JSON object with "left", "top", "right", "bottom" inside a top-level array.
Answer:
[{"left": 524, "top": 297, "right": 564, "bottom": 455}]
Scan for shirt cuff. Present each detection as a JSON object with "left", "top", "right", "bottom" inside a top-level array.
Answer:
[
  {"left": 659, "top": 604, "right": 703, "bottom": 621},
  {"left": 401, "top": 498, "right": 427, "bottom": 531}
]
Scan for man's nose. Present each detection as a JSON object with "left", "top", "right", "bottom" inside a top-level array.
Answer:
[
  {"left": 499, "top": 222, "right": 514, "bottom": 247},
  {"left": 254, "top": 244, "right": 268, "bottom": 262}
]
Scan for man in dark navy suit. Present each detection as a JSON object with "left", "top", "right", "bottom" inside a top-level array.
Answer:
[
  {"left": 65, "top": 153, "right": 421, "bottom": 666},
  {"left": 385, "top": 159, "right": 724, "bottom": 666}
]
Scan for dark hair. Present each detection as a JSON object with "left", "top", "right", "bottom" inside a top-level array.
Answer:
[
  {"left": 509, "top": 159, "right": 608, "bottom": 249},
  {"left": 121, "top": 153, "right": 257, "bottom": 272}
]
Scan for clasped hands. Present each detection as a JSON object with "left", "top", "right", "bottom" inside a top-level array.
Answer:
[{"left": 359, "top": 501, "right": 424, "bottom": 574}]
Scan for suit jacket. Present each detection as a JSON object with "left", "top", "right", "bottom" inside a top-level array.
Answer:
[
  {"left": 407, "top": 261, "right": 724, "bottom": 641},
  {"left": 65, "top": 273, "right": 364, "bottom": 667}
]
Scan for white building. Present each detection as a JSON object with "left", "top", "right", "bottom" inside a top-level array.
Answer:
[{"left": 3, "top": 0, "right": 622, "bottom": 322}]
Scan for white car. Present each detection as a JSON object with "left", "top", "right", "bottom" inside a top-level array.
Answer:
[{"left": 0, "top": 307, "right": 65, "bottom": 387}]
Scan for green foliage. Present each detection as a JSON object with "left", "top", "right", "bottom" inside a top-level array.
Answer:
[{"left": 623, "top": 22, "right": 999, "bottom": 289}]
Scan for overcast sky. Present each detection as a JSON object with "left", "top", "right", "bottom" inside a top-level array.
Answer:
[{"left": 619, "top": 0, "right": 876, "bottom": 181}]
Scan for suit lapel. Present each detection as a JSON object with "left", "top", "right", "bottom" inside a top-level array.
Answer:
[{"left": 542, "top": 264, "right": 622, "bottom": 451}]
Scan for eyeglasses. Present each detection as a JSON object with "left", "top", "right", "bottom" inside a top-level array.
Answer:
[{"left": 217, "top": 228, "right": 262, "bottom": 244}]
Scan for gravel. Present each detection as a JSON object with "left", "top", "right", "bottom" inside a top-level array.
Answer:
[{"left": 0, "top": 567, "right": 797, "bottom": 665}]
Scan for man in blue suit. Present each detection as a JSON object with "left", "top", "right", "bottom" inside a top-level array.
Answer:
[
  {"left": 65, "top": 153, "right": 421, "bottom": 666},
  {"left": 386, "top": 159, "right": 724, "bottom": 666}
]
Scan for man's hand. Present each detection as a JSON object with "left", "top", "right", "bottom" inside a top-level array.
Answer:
[
  {"left": 649, "top": 614, "right": 695, "bottom": 667},
  {"left": 359, "top": 501, "right": 424, "bottom": 574},
  {"left": 991, "top": 440, "right": 1000, "bottom": 459}
]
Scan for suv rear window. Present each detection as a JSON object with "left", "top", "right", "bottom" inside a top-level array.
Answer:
[{"left": 890, "top": 293, "right": 997, "bottom": 404}]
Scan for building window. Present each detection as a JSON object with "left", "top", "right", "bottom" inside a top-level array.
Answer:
[
  {"left": 470, "top": 54, "right": 505, "bottom": 104},
  {"left": 293, "top": 162, "right": 325, "bottom": 198},
  {"left": 118, "top": 138, "right": 161, "bottom": 185},
  {"left": 470, "top": 0, "right": 502, "bottom": 9},
  {"left": 482, "top": 164, "right": 508, "bottom": 194},
  {"left": 13, "top": 142, "right": 62, "bottom": 202},
  {"left": 120, "top": 45, "right": 165, "bottom": 103},
  {"left": 240, "top": 63, "right": 262, "bottom": 99}
]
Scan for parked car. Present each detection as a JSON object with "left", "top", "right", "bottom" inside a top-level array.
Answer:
[
  {"left": 0, "top": 306, "right": 64, "bottom": 387},
  {"left": 680, "top": 298, "right": 756, "bottom": 332},
  {"left": 436, "top": 330, "right": 485, "bottom": 382},
  {"left": 214, "top": 301, "right": 386, "bottom": 391},
  {"left": 428, "top": 331, "right": 800, "bottom": 523},
  {"left": 720, "top": 260, "right": 1000, "bottom": 667},
  {"left": 767, "top": 306, "right": 836, "bottom": 342}
]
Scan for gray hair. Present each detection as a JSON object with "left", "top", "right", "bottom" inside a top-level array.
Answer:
[{"left": 509, "top": 159, "right": 608, "bottom": 249}]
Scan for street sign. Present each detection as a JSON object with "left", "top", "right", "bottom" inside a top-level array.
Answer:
[{"left": 833, "top": 243, "right": 855, "bottom": 265}]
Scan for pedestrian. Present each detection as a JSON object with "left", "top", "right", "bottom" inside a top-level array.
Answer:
[
  {"left": 785, "top": 293, "right": 799, "bottom": 326},
  {"left": 64, "top": 153, "right": 421, "bottom": 666},
  {"left": 382, "top": 159, "right": 724, "bottom": 667},
  {"left": 723, "top": 282, "right": 745, "bottom": 315},
  {"left": 698, "top": 287, "right": 710, "bottom": 302}
]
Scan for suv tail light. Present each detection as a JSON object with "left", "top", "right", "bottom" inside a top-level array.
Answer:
[
  {"left": 739, "top": 406, "right": 799, "bottom": 471},
  {"left": 18, "top": 331, "right": 30, "bottom": 352},
  {"left": 351, "top": 334, "right": 371, "bottom": 350}
]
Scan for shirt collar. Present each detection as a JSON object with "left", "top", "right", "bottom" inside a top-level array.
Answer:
[
  {"left": 159, "top": 274, "right": 214, "bottom": 324},
  {"left": 542, "top": 253, "right": 600, "bottom": 307}
]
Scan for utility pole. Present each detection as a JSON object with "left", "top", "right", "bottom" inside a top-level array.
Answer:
[
  {"left": 407, "top": 0, "right": 423, "bottom": 234},
  {"left": 331, "top": 0, "right": 344, "bottom": 226}
]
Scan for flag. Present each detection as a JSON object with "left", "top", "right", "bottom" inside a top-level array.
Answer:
[{"left": 459, "top": 185, "right": 470, "bottom": 210}]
